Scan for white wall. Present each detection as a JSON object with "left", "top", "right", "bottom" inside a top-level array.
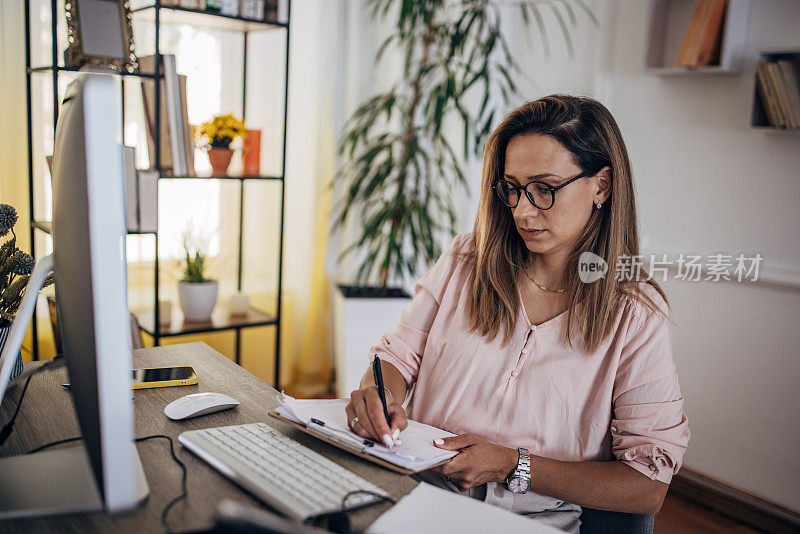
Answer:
[{"left": 602, "top": 0, "right": 800, "bottom": 512}]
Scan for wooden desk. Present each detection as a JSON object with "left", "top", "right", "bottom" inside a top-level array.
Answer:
[{"left": 0, "top": 342, "right": 418, "bottom": 532}]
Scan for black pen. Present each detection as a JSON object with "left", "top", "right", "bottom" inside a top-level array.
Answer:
[
  {"left": 372, "top": 354, "right": 392, "bottom": 429},
  {"left": 309, "top": 418, "right": 374, "bottom": 448}
]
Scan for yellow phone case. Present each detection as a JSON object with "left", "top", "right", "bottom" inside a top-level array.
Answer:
[{"left": 132, "top": 367, "right": 198, "bottom": 390}]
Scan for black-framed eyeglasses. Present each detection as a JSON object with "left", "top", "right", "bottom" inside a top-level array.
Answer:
[{"left": 493, "top": 169, "right": 596, "bottom": 210}]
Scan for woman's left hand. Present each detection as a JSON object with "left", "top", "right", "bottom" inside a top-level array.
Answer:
[{"left": 432, "top": 434, "right": 519, "bottom": 491}]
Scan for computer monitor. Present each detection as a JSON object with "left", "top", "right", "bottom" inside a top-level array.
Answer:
[{"left": 0, "top": 71, "right": 148, "bottom": 518}]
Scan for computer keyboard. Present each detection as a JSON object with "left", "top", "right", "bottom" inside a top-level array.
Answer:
[{"left": 179, "top": 422, "right": 388, "bottom": 520}]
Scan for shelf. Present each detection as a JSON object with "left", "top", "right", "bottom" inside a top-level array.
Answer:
[
  {"left": 645, "top": 65, "right": 739, "bottom": 76},
  {"left": 159, "top": 173, "right": 283, "bottom": 181},
  {"left": 26, "top": 0, "right": 290, "bottom": 384},
  {"left": 135, "top": 305, "right": 277, "bottom": 337},
  {"left": 28, "top": 65, "right": 155, "bottom": 78},
  {"left": 749, "top": 127, "right": 800, "bottom": 135},
  {"left": 32, "top": 220, "right": 156, "bottom": 236},
  {"left": 132, "top": 5, "right": 287, "bottom": 32},
  {"left": 645, "top": 0, "right": 750, "bottom": 74},
  {"left": 750, "top": 51, "right": 800, "bottom": 131}
]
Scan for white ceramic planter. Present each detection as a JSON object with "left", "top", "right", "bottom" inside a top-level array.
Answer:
[
  {"left": 333, "top": 284, "right": 412, "bottom": 398},
  {"left": 178, "top": 280, "right": 219, "bottom": 322}
]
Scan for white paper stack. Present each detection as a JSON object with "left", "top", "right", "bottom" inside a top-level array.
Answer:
[
  {"left": 367, "top": 483, "right": 563, "bottom": 534},
  {"left": 276, "top": 394, "right": 458, "bottom": 472}
]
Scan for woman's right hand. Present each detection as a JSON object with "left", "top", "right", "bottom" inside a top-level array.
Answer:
[{"left": 345, "top": 385, "right": 408, "bottom": 448}]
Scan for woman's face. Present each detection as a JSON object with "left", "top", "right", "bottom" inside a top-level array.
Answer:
[{"left": 502, "top": 134, "right": 610, "bottom": 257}]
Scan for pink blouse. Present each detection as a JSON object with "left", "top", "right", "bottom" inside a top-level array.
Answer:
[{"left": 371, "top": 233, "right": 690, "bottom": 484}]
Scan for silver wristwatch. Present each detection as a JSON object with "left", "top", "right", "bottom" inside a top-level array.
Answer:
[{"left": 506, "top": 447, "right": 530, "bottom": 494}]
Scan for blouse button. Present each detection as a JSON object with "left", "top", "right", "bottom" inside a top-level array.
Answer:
[
  {"left": 520, "top": 348, "right": 529, "bottom": 355},
  {"left": 510, "top": 371, "right": 519, "bottom": 377},
  {"left": 529, "top": 325, "right": 537, "bottom": 331},
  {"left": 611, "top": 426, "right": 618, "bottom": 432},
  {"left": 649, "top": 464, "right": 657, "bottom": 471}
]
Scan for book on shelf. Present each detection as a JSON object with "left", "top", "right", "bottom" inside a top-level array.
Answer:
[
  {"left": 220, "top": 0, "right": 239, "bottom": 16},
  {"left": 123, "top": 146, "right": 139, "bottom": 233},
  {"left": 776, "top": 60, "right": 800, "bottom": 129},
  {"left": 242, "top": 129, "right": 261, "bottom": 175},
  {"left": 139, "top": 54, "right": 194, "bottom": 176},
  {"left": 138, "top": 169, "right": 160, "bottom": 234},
  {"left": 179, "top": 76, "right": 195, "bottom": 176},
  {"left": 121, "top": 147, "right": 159, "bottom": 234},
  {"left": 677, "top": 0, "right": 727, "bottom": 68},
  {"left": 756, "top": 59, "right": 800, "bottom": 130},
  {"left": 163, "top": 55, "right": 187, "bottom": 177},
  {"left": 756, "top": 61, "right": 783, "bottom": 128},
  {"left": 241, "top": 0, "right": 265, "bottom": 20},
  {"left": 264, "top": 0, "right": 288, "bottom": 23}
]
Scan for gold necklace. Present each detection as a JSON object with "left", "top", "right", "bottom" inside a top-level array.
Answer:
[{"left": 515, "top": 263, "right": 568, "bottom": 293}]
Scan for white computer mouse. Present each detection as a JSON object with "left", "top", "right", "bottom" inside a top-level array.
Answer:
[{"left": 164, "top": 392, "right": 240, "bottom": 421}]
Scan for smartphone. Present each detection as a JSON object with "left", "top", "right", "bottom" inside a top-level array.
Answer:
[
  {"left": 132, "top": 366, "right": 199, "bottom": 390},
  {"left": 63, "top": 366, "right": 199, "bottom": 390}
]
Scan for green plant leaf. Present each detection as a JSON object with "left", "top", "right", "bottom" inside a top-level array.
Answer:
[{"left": 333, "top": 0, "right": 595, "bottom": 287}]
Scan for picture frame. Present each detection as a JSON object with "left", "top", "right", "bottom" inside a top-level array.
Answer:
[{"left": 65, "top": 0, "right": 138, "bottom": 73}]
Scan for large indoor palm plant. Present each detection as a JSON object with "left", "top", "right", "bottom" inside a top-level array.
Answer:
[
  {"left": 330, "top": 0, "right": 596, "bottom": 396},
  {"left": 332, "top": 0, "right": 596, "bottom": 291}
]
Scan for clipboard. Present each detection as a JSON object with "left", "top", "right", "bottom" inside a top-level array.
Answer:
[{"left": 268, "top": 411, "right": 453, "bottom": 475}]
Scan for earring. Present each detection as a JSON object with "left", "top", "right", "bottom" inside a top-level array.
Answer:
[{"left": 595, "top": 201, "right": 603, "bottom": 209}]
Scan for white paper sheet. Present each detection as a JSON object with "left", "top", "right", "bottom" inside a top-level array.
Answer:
[
  {"left": 276, "top": 394, "right": 458, "bottom": 471},
  {"left": 367, "top": 482, "right": 563, "bottom": 534}
]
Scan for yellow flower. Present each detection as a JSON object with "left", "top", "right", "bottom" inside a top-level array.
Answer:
[{"left": 194, "top": 114, "right": 246, "bottom": 149}]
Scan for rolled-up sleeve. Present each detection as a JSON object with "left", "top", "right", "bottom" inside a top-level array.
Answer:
[
  {"left": 369, "top": 234, "right": 467, "bottom": 386},
  {"left": 611, "top": 299, "right": 691, "bottom": 484}
]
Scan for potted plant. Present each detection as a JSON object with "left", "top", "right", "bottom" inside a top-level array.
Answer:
[
  {"left": 195, "top": 113, "right": 246, "bottom": 176},
  {"left": 177, "top": 232, "right": 218, "bottom": 322},
  {"left": 330, "top": 0, "right": 594, "bottom": 395},
  {"left": 0, "top": 204, "right": 54, "bottom": 379}
]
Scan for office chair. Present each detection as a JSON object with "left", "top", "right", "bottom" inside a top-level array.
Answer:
[{"left": 579, "top": 507, "right": 654, "bottom": 534}]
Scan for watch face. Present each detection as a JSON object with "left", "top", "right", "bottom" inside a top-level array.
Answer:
[{"left": 508, "top": 476, "right": 529, "bottom": 493}]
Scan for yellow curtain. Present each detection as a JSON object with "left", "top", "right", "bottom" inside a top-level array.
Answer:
[{"left": 0, "top": 1, "right": 56, "bottom": 361}]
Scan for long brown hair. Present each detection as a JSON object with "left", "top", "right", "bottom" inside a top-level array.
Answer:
[{"left": 463, "top": 94, "right": 669, "bottom": 353}]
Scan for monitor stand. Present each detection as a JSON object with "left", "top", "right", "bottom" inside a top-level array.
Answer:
[{"left": 0, "top": 443, "right": 149, "bottom": 519}]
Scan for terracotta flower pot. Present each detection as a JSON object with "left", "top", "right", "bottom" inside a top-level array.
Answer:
[{"left": 208, "top": 147, "right": 234, "bottom": 176}]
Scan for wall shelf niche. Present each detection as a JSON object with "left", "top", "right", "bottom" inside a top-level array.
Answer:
[
  {"left": 645, "top": 0, "right": 750, "bottom": 75},
  {"left": 750, "top": 50, "right": 800, "bottom": 135}
]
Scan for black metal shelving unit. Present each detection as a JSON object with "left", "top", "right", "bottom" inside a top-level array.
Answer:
[{"left": 24, "top": 1, "right": 290, "bottom": 388}]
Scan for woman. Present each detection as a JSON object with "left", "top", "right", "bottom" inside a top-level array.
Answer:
[{"left": 344, "top": 95, "right": 690, "bottom": 533}]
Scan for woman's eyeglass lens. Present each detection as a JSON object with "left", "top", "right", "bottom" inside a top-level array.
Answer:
[{"left": 494, "top": 180, "right": 554, "bottom": 210}]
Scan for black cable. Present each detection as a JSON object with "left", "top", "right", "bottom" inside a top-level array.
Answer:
[
  {"left": 134, "top": 434, "right": 188, "bottom": 534},
  {"left": 27, "top": 436, "right": 82, "bottom": 454},
  {"left": 340, "top": 489, "right": 395, "bottom": 512},
  {"left": 5, "top": 355, "right": 189, "bottom": 532},
  {"left": 321, "top": 490, "right": 395, "bottom": 534},
  {"left": 0, "top": 353, "right": 64, "bottom": 447},
  {"left": 26, "top": 433, "right": 187, "bottom": 534},
  {"left": 25, "top": 421, "right": 387, "bottom": 534}
]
